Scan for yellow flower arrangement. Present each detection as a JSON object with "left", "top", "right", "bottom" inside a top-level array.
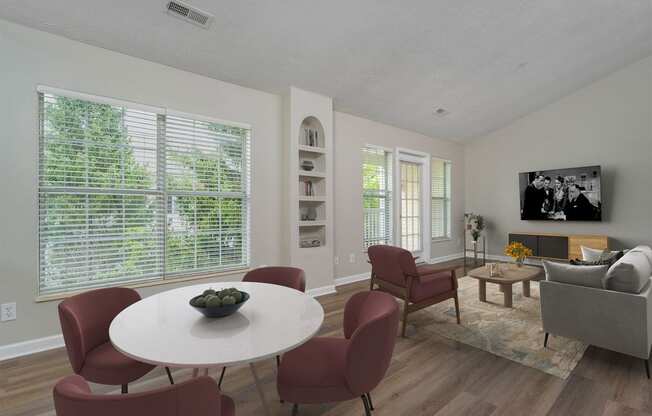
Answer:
[{"left": 504, "top": 242, "right": 533, "bottom": 266}]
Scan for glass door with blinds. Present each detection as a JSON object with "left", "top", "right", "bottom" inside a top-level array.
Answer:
[{"left": 397, "top": 151, "right": 430, "bottom": 260}]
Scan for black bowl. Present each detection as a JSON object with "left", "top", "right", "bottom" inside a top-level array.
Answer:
[{"left": 189, "top": 291, "right": 250, "bottom": 318}]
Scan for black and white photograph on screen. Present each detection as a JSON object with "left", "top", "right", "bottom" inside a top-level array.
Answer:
[{"left": 519, "top": 166, "right": 602, "bottom": 221}]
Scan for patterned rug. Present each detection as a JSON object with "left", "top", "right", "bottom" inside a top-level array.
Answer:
[{"left": 420, "top": 276, "right": 586, "bottom": 379}]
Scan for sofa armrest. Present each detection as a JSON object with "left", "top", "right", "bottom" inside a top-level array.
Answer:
[{"left": 540, "top": 279, "right": 652, "bottom": 359}]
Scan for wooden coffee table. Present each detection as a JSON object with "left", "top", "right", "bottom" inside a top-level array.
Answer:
[{"left": 467, "top": 264, "right": 542, "bottom": 307}]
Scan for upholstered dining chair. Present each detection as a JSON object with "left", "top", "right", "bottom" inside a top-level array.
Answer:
[
  {"left": 58, "top": 287, "right": 172, "bottom": 394},
  {"left": 218, "top": 266, "right": 307, "bottom": 388},
  {"left": 277, "top": 290, "right": 399, "bottom": 416},
  {"left": 53, "top": 374, "right": 235, "bottom": 416},
  {"left": 367, "top": 244, "right": 460, "bottom": 337}
]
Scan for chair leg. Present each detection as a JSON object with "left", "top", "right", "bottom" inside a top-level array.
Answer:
[
  {"left": 645, "top": 359, "right": 650, "bottom": 379},
  {"left": 165, "top": 367, "right": 174, "bottom": 385},
  {"left": 291, "top": 403, "right": 299, "bottom": 416},
  {"left": 276, "top": 355, "right": 281, "bottom": 369},
  {"left": 361, "top": 395, "right": 372, "bottom": 416},
  {"left": 453, "top": 294, "right": 461, "bottom": 324},
  {"left": 401, "top": 298, "right": 409, "bottom": 338},
  {"left": 544, "top": 332, "right": 549, "bottom": 348},
  {"left": 218, "top": 366, "right": 226, "bottom": 389},
  {"left": 121, "top": 384, "right": 128, "bottom": 394},
  {"left": 366, "top": 392, "right": 374, "bottom": 410}
]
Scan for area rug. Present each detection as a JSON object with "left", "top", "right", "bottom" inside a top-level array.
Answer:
[{"left": 421, "top": 276, "right": 586, "bottom": 379}]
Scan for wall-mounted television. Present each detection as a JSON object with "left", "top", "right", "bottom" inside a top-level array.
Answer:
[{"left": 519, "top": 165, "right": 602, "bottom": 221}]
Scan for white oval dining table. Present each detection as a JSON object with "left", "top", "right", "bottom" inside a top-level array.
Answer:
[{"left": 109, "top": 281, "right": 325, "bottom": 416}]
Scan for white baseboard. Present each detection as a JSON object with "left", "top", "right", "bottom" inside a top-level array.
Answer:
[
  {"left": 306, "top": 285, "right": 337, "bottom": 298},
  {"left": 334, "top": 272, "right": 370, "bottom": 286},
  {"left": 0, "top": 334, "right": 64, "bottom": 362},
  {"left": 429, "top": 252, "right": 464, "bottom": 264}
]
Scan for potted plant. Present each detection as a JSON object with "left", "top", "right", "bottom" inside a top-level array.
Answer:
[
  {"left": 504, "top": 242, "right": 533, "bottom": 267},
  {"left": 464, "top": 213, "right": 485, "bottom": 263}
]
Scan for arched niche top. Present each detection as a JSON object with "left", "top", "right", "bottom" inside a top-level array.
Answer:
[{"left": 299, "top": 116, "right": 325, "bottom": 148}]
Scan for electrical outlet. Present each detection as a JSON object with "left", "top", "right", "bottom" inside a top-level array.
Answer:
[
  {"left": 1, "top": 302, "right": 16, "bottom": 322},
  {"left": 334, "top": 256, "right": 339, "bottom": 265},
  {"left": 349, "top": 253, "right": 355, "bottom": 263}
]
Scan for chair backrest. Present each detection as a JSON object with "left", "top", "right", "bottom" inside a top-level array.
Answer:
[
  {"left": 58, "top": 287, "right": 141, "bottom": 373},
  {"left": 242, "top": 266, "right": 306, "bottom": 292},
  {"left": 367, "top": 245, "right": 417, "bottom": 288},
  {"left": 53, "top": 375, "right": 222, "bottom": 416},
  {"left": 343, "top": 291, "right": 399, "bottom": 395}
]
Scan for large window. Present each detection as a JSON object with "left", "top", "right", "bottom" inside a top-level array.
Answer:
[
  {"left": 362, "top": 146, "right": 392, "bottom": 248},
  {"left": 38, "top": 89, "right": 250, "bottom": 295},
  {"left": 431, "top": 158, "right": 452, "bottom": 240}
]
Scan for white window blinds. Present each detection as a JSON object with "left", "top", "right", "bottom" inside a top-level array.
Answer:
[
  {"left": 362, "top": 146, "right": 392, "bottom": 248},
  {"left": 38, "top": 90, "right": 250, "bottom": 295},
  {"left": 431, "top": 158, "right": 452, "bottom": 240},
  {"left": 165, "top": 114, "right": 250, "bottom": 275}
]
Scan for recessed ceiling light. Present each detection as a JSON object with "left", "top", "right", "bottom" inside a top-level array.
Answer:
[{"left": 433, "top": 107, "right": 450, "bottom": 117}]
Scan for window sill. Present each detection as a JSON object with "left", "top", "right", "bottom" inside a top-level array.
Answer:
[{"left": 35, "top": 267, "right": 252, "bottom": 303}]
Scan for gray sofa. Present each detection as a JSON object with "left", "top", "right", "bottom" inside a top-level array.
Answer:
[{"left": 540, "top": 245, "right": 652, "bottom": 378}]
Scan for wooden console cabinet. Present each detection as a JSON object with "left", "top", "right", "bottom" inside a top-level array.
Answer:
[{"left": 508, "top": 232, "right": 609, "bottom": 261}]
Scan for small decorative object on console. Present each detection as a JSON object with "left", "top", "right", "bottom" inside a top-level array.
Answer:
[
  {"left": 300, "top": 160, "right": 314, "bottom": 171},
  {"left": 300, "top": 239, "right": 321, "bottom": 248}
]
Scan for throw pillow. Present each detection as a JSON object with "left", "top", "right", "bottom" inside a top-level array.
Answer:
[
  {"left": 543, "top": 260, "right": 608, "bottom": 289},
  {"left": 604, "top": 250, "right": 652, "bottom": 293},
  {"left": 581, "top": 246, "right": 625, "bottom": 262},
  {"left": 571, "top": 250, "right": 623, "bottom": 266}
]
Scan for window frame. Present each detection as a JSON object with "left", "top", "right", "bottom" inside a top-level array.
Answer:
[
  {"left": 37, "top": 86, "right": 252, "bottom": 298},
  {"left": 431, "top": 157, "right": 452, "bottom": 242},
  {"left": 361, "top": 145, "right": 393, "bottom": 249}
]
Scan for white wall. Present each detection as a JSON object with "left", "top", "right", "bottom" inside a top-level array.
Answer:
[
  {"left": 0, "top": 20, "right": 286, "bottom": 345},
  {"left": 465, "top": 55, "right": 652, "bottom": 254},
  {"left": 333, "top": 112, "right": 465, "bottom": 278}
]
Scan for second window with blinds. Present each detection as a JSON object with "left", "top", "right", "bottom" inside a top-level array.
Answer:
[
  {"left": 431, "top": 158, "right": 452, "bottom": 240},
  {"left": 362, "top": 146, "right": 393, "bottom": 248}
]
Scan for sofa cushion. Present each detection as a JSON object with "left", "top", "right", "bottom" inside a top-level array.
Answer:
[
  {"left": 629, "top": 245, "right": 652, "bottom": 266},
  {"left": 605, "top": 250, "right": 652, "bottom": 293},
  {"left": 581, "top": 246, "right": 625, "bottom": 262},
  {"left": 543, "top": 260, "right": 608, "bottom": 289}
]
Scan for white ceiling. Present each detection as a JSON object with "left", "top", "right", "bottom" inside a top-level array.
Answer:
[{"left": 1, "top": 1, "right": 651, "bottom": 141}]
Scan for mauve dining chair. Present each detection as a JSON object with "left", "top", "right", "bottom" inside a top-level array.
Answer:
[
  {"left": 53, "top": 374, "right": 235, "bottom": 416},
  {"left": 277, "top": 290, "right": 399, "bottom": 416},
  {"left": 368, "top": 244, "right": 460, "bottom": 337},
  {"left": 218, "top": 266, "right": 306, "bottom": 388},
  {"left": 58, "top": 287, "right": 172, "bottom": 394}
]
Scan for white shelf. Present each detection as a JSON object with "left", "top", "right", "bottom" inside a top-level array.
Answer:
[
  {"left": 299, "top": 220, "right": 326, "bottom": 227},
  {"left": 299, "top": 170, "right": 326, "bottom": 178},
  {"left": 299, "top": 145, "right": 326, "bottom": 154},
  {"left": 298, "top": 196, "right": 326, "bottom": 202}
]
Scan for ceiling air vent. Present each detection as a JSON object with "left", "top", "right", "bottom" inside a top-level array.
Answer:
[
  {"left": 433, "top": 107, "right": 450, "bottom": 118},
  {"left": 166, "top": 1, "right": 214, "bottom": 28}
]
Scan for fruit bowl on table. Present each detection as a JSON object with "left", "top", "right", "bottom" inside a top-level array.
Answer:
[{"left": 189, "top": 288, "right": 250, "bottom": 318}]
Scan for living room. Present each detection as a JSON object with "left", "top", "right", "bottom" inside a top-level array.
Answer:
[{"left": 0, "top": 2, "right": 651, "bottom": 415}]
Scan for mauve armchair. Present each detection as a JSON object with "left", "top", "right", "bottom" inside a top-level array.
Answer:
[
  {"left": 277, "top": 290, "right": 399, "bottom": 416},
  {"left": 368, "top": 245, "right": 460, "bottom": 337},
  {"left": 58, "top": 287, "right": 168, "bottom": 393},
  {"left": 242, "top": 266, "right": 306, "bottom": 292},
  {"left": 53, "top": 374, "right": 235, "bottom": 416}
]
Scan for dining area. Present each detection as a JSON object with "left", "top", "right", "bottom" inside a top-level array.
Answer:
[{"left": 52, "top": 266, "right": 400, "bottom": 416}]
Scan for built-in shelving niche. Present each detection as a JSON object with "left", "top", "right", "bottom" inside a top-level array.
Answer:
[{"left": 298, "top": 116, "right": 326, "bottom": 248}]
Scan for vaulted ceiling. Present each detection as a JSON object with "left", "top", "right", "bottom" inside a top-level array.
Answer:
[{"left": 2, "top": 0, "right": 651, "bottom": 140}]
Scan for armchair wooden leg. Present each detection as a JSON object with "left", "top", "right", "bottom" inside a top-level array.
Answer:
[
  {"left": 121, "top": 384, "right": 128, "bottom": 394},
  {"left": 645, "top": 359, "right": 650, "bottom": 379},
  {"left": 366, "top": 392, "right": 374, "bottom": 410},
  {"left": 165, "top": 367, "right": 174, "bottom": 385},
  {"left": 544, "top": 332, "right": 549, "bottom": 348},
  {"left": 453, "top": 294, "right": 461, "bottom": 324},
  {"left": 401, "top": 300, "right": 409, "bottom": 338},
  {"left": 291, "top": 404, "right": 299, "bottom": 416}
]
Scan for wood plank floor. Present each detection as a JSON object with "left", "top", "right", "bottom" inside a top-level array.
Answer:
[{"left": 1, "top": 260, "right": 651, "bottom": 416}]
